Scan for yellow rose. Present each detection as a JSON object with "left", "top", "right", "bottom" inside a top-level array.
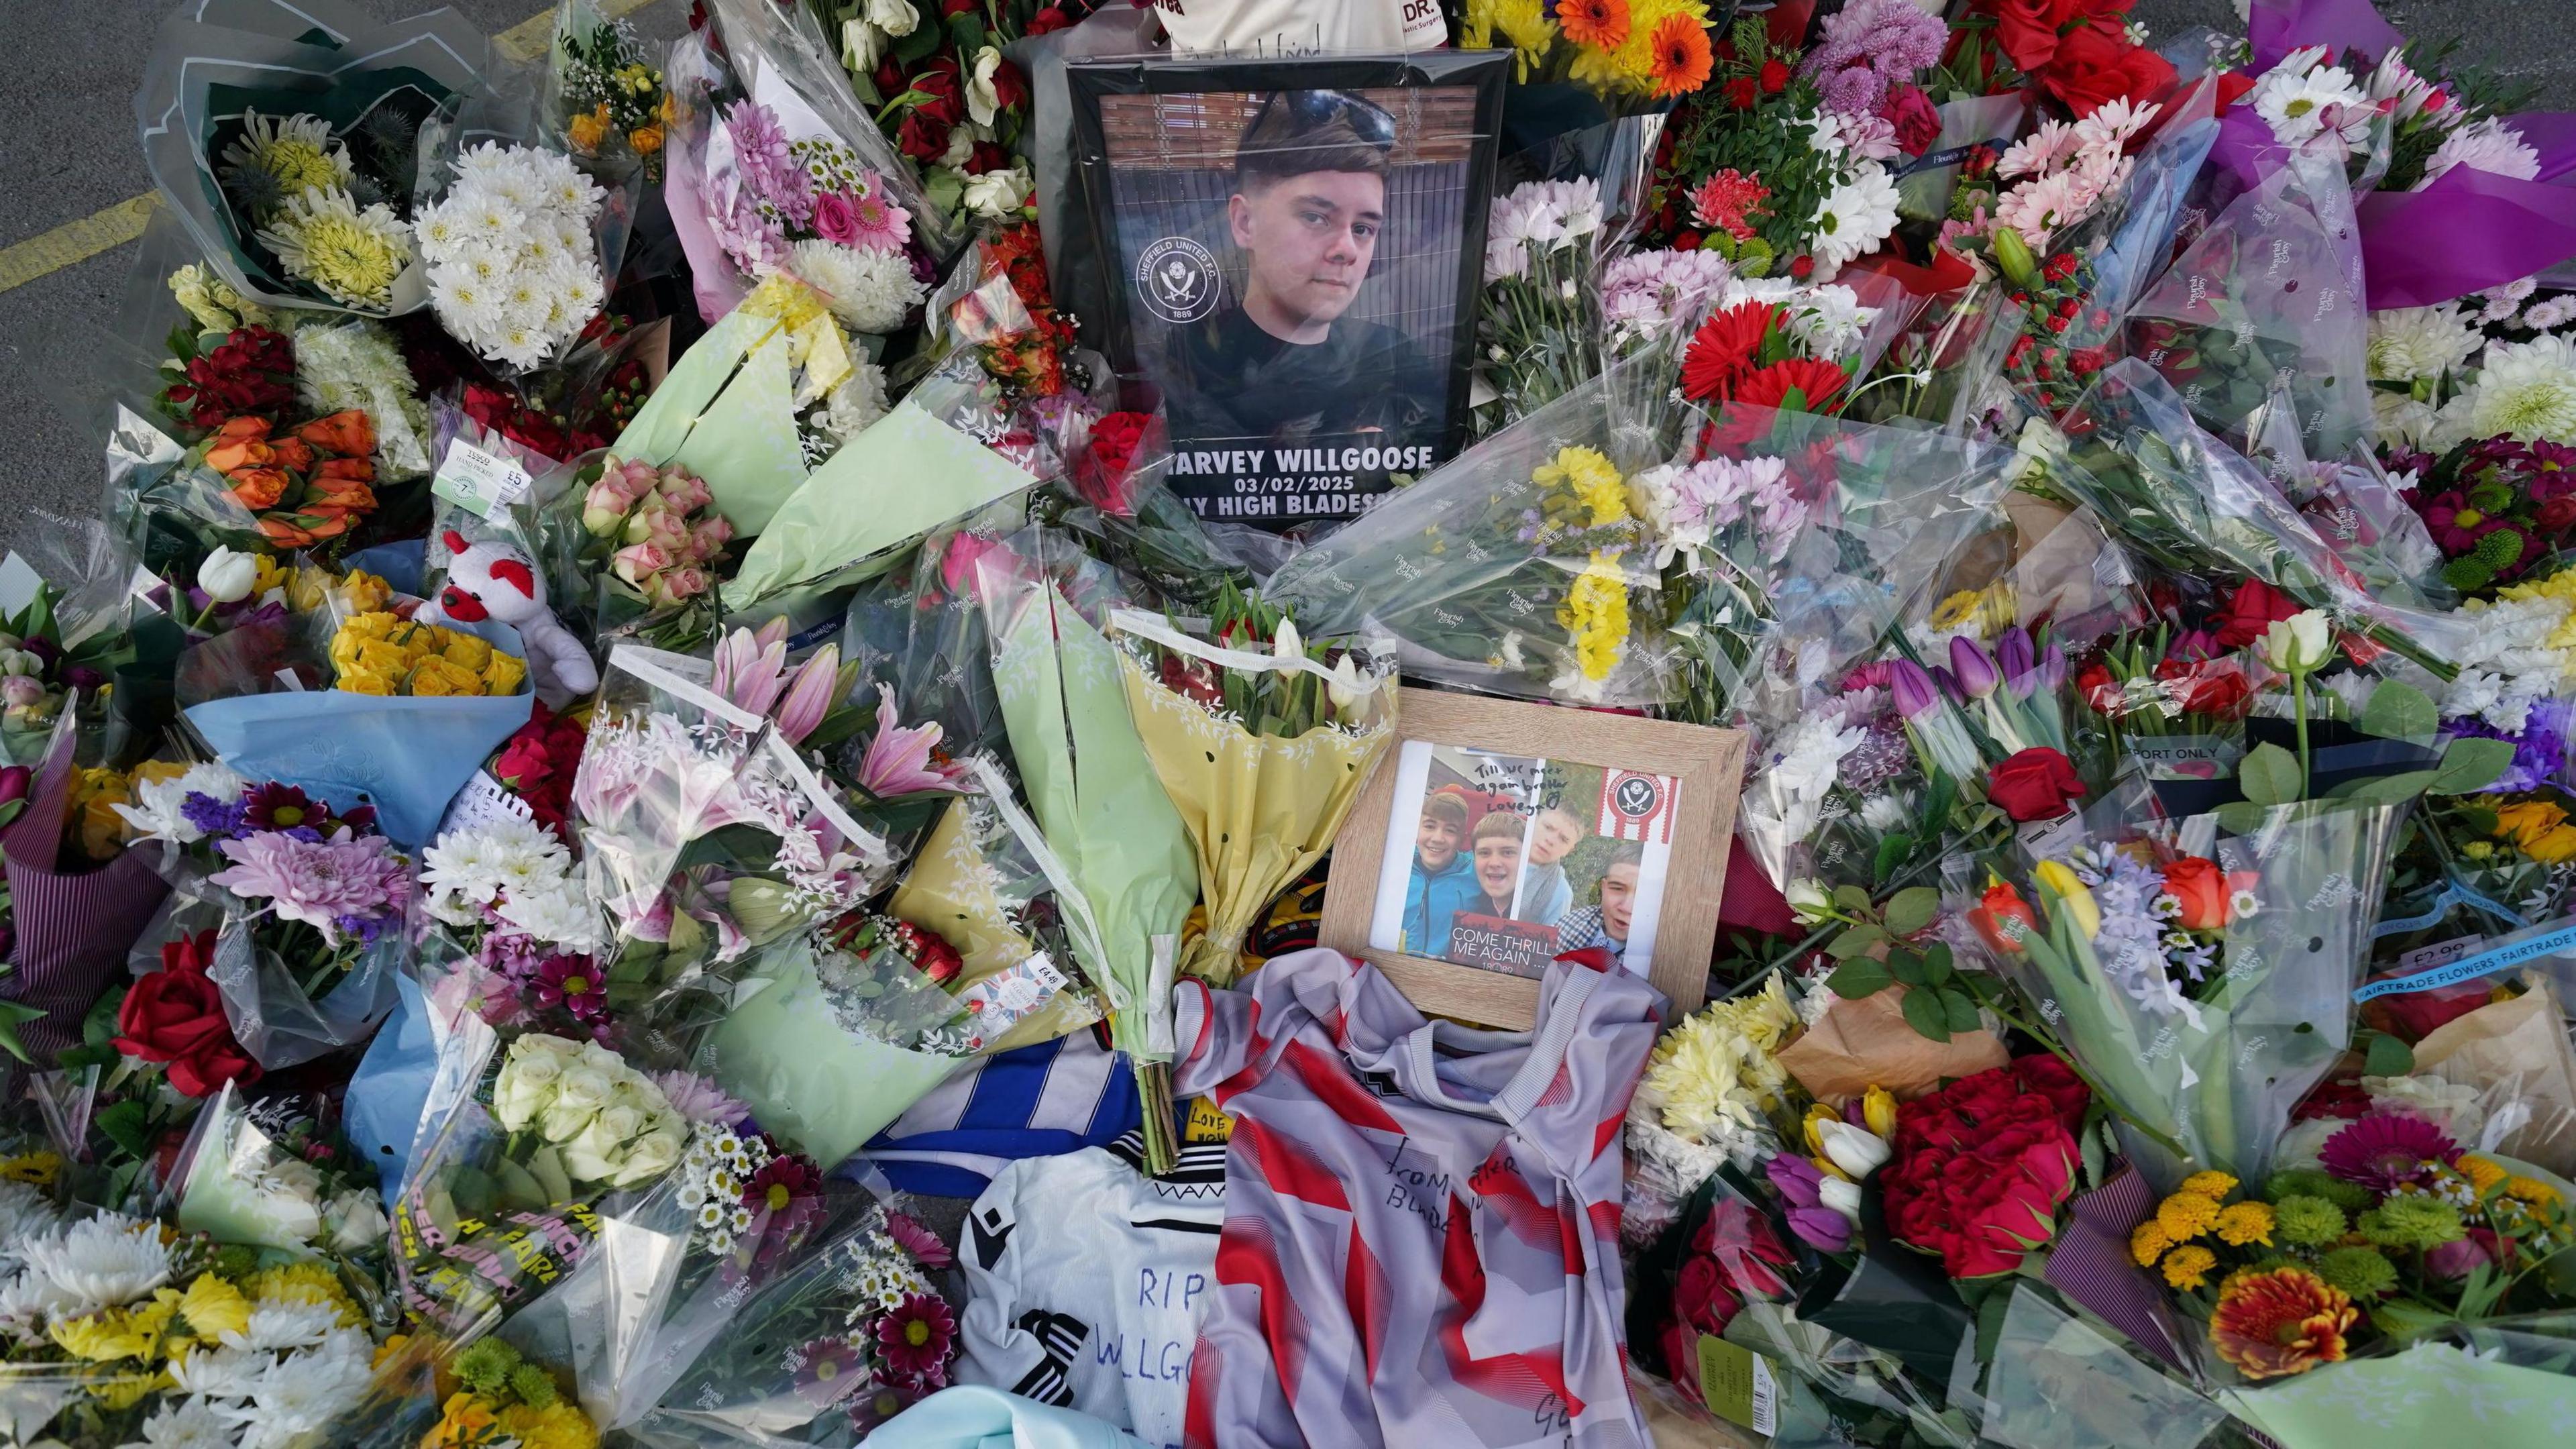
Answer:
[
  {"left": 335, "top": 568, "right": 394, "bottom": 614},
  {"left": 482, "top": 651, "right": 527, "bottom": 696},
  {"left": 69, "top": 767, "right": 133, "bottom": 861},
  {"left": 353, "top": 640, "right": 412, "bottom": 678},
  {"left": 569, "top": 107, "right": 610, "bottom": 153},
  {"left": 338, "top": 669, "right": 396, "bottom": 697},
  {"left": 440, "top": 633, "right": 493, "bottom": 672},
  {"left": 408, "top": 657, "right": 482, "bottom": 698}
]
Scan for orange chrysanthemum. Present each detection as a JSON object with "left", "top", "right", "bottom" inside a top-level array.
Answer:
[
  {"left": 1646, "top": 14, "right": 1714, "bottom": 98},
  {"left": 1559, "top": 0, "right": 1631, "bottom": 50},
  {"left": 2210, "top": 1268, "right": 2358, "bottom": 1380}
]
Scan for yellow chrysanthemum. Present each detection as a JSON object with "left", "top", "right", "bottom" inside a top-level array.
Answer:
[
  {"left": 2130, "top": 1220, "right": 2172, "bottom": 1267},
  {"left": 2215, "top": 1201, "right": 2277, "bottom": 1247},
  {"left": 1534, "top": 445, "right": 1630, "bottom": 528},
  {"left": 1556, "top": 551, "right": 1632, "bottom": 688},
  {"left": 1461, "top": 0, "right": 1556, "bottom": 76},
  {"left": 245, "top": 1263, "right": 362, "bottom": 1329},
  {"left": 2181, "top": 1170, "right": 2240, "bottom": 1199},
  {"left": 52, "top": 1292, "right": 180, "bottom": 1364},
  {"left": 2157, "top": 1191, "right": 2222, "bottom": 1241},
  {"left": 1566, "top": 0, "right": 1709, "bottom": 95},
  {"left": 2161, "top": 1242, "right": 2218, "bottom": 1291},
  {"left": 1640, "top": 975, "right": 1799, "bottom": 1144},
  {"left": 2507, "top": 1175, "right": 2563, "bottom": 1208},
  {"left": 257, "top": 186, "right": 413, "bottom": 311},
  {"left": 2460, "top": 1155, "right": 2510, "bottom": 1195},
  {"left": 220, "top": 111, "right": 354, "bottom": 207},
  {"left": 496, "top": 1400, "right": 601, "bottom": 1449},
  {"left": 176, "top": 1273, "right": 251, "bottom": 1343},
  {"left": 85, "top": 1368, "right": 170, "bottom": 1411}
]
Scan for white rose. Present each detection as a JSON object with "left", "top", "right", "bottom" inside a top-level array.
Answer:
[
  {"left": 841, "top": 19, "right": 884, "bottom": 74},
  {"left": 865, "top": 0, "right": 917, "bottom": 38},
  {"left": 323, "top": 1191, "right": 386, "bottom": 1254},
  {"left": 560, "top": 1105, "right": 648, "bottom": 1183},
  {"left": 540, "top": 1067, "right": 614, "bottom": 1142},
  {"left": 963, "top": 168, "right": 1029, "bottom": 221},
  {"left": 491, "top": 1042, "right": 570, "bottom": 1132},
  {"left": 608, "top": 1126, "right": 686, "bottom": 1189},
  {"left": 252, "top": 1178, "right": 325, "bottom": 1246},
  {"left": 966, "top": 45, "right": 1004, "bottom": 128}
]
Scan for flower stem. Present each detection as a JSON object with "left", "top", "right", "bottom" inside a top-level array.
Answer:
[{"left": 2293, "top": 670, "right": 2312, "bottom": 800}]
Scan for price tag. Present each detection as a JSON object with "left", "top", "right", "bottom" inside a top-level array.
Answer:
[
  {"left": 2017, "top": 810, "right": 2086, "bottom": 859},
  {"left": 432, "top": 439, "right": 534, "bottom": 519},
  {"left": 2398, "top": 935, "right": 2483, "bottom": 976},
  {"left": 1696, "top": 1334, "right": 1778, "bottom": 1436}
]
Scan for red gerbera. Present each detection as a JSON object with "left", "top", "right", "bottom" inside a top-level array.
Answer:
[
  {"left": 533, "top": 955, "right": 608, "bottom": 1022},
  {"left": 874, "top": 1293, "right": 957, "bottom": 1381},
  {"left": 1686, "top": 168, "right": 1770, "bottom": 242},
  {"left": 241, "top": 782, "right": 322, "bottom": 833},
  {"left": 1678, "top": 300, "right": 1783, "bottom": 402},
  {"left": 1732, "top": 356, "right": 1849, "bottom": 415}
]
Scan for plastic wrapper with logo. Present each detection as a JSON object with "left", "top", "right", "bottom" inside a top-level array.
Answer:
[
  {"left": 888, "top": 787, "right": 1106, "bottom": 1054},
  {"left": 166, "top": 1079, "right": 386, "bottom": 1256},
  {"left": 2218, "top": 1315, "right": 2576, "bottom": 1448},
  {"left": 1105, "top": 602, "right": 1396, "bottom": 987},
  {"left": 1990, "top": 795, "right": 2406, "bottom": 1184},
  {"left": 136, "top": 0, "right": 490, "bottom": 318},
  {"left": 1266, "top": 359, "right": 1679, "bottom": 708}
]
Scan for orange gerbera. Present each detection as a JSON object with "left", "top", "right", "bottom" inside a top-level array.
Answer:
[
  {"left": 2210, "top": 1268, "right": 2357, "bottom": 1380},
  {"left": 1646, "top": 14, "right": 1714, "bottom": 98},
  {"left": 1559, "top": 0, "right": 1631, "bottom": 50}
]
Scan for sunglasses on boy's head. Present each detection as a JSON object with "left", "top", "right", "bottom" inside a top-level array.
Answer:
[{"left": 1252, "top": 89, "right": 1397, "bottom": 152}]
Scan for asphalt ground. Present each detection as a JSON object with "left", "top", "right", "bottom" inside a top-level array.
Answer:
[{"left": 0, "top": 0, "right": 2571, "bottom": 563}]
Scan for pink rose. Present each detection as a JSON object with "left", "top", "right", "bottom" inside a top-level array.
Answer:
[
  {"left": 811, "top": 190, "right": 862, "bottom": 246},
  {"left": 584, "top": 476, "right": 643, "bottom": 534},
  {"left": 689, "top": 515, "right": 735, "bottom": 560},
  {"left": 661, "top": 567, "right": 710, "bottom": 602},
  {"left": 612, "top": 542, "right": 672, "bottom": 588},
  {"left": 659, "top": 471, "right": 713, "bottom": 514},
  {"left": 939, "top": 533, "right": 1011, "bottom": 600}
]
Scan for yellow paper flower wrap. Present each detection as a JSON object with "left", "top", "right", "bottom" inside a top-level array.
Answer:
[{"left": 889, "top": 796, "right": 1104, "bottom": 1052}]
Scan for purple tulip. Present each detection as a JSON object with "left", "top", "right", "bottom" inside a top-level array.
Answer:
[
  {"left": 1766, "top": 1151, "right": 1823, "bottom": 1210},
  {"left": 1788, "top": 1205, "right": 1855, "bottom": 1252},
  {"left": 0, "top": 766, "right": 28, "bottom": 806},
  {"left": 2036, "top": 641, "right": 2066, "bottom": 693},
  {"left": 1949, "top": 635, "right": 2000, "bottom": 700},
  {"left": 1889, "top": 659, "right": 1941, "bottom": 720},
  {"left": 1933, "top": 664, "right": 1962, "bottom": 700},
  {"left": 1995, "top": 627, "right": 2035, "bottom": 698}
]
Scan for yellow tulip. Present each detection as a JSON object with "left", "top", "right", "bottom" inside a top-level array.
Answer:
[
  {"left": 2034, "top": 859, "right": 2100, "bottom": 938},
  {"left": 1862, "top": 1086, "right": 1898, "bottom": 1140}
]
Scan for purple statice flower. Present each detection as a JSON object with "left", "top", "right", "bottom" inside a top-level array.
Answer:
[
  {"left": 1801, "top": 0, "right": 1947, "bottom": 117},
  {"left": 180, "top": 792, "right": 250, "bottom": 841},
  {"left": 207, "top": 830, "right": 410, "bottom": 947}
]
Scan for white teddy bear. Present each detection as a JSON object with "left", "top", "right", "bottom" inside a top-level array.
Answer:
[{"left": 420, "top": 530, "right": 598, "bottom": 707}]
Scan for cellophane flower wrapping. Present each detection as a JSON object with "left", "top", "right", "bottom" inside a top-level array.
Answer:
[
  {"left": 166, "top": 1079, "right": 385, "bottom": 1256},
  {"left": 885, "top": 789, "right": 1105, "bottom": 1053},
  {"left": 1968, "top": 1285, "right": 2228, "bottom": 1449},
  {"left": 1266, "top": 358, "right": 1680, "bottom": 708},
  {"left": 571, "top": 645, "right": 893, "bottom": 1043},
  {"left": 1996, "top": 795, "right": 2405, "bottom": 1185},
  {"left": 1106, "top": 605, "right": 1397, "bottom": 987},
  {"left": 2218, "top": 1316, "right": 2576, "bottom": 1449}
]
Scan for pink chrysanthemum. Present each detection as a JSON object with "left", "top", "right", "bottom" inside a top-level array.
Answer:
[
  {"left": 873, "top": 1293, "right": 956, "bottom": 1381},
  {"left": 207, "top": 830, "right": 407, "bottom": 945},
  {"left": 883, "top": 1211, "right": 955, "bottom": 1269}
]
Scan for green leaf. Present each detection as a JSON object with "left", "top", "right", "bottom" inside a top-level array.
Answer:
[
  {"left": 1825, "top": 924, "right": 1887, "bottom": 959},
  {"left": 0, "top": 1001, "right": 42, "bottom": 1064},
  {"left": 2365, "top": 1032, "right": 2416, "bottom": 1079},
  {"left": 2358, "top": 680, "right": 2438, "bottom": 741},
  {"left": 1828, "top": 957, "right": 1894, "bottom": 999},
  {"left": 1873, "top": 833, "right": 1914, "bottom": 886},
  {"left": 1922, "top": 942, "right": 1955, "bottom": 985},
  {"left": 95, "top": 1099, "right": 154, "bottom": 1161},
  {"left": 1900, "top": 985, "right": 1953, "bottom": 1042},
  {"left": 1943, "top": 988, "right": 1981, "bottom": 1032},
  {"left": 1887, "top": 951, "right": 1928, "bottom": 987},
  {"left": 1832, "top": 883, "right": 1873, "bottom": 915},
  {"left": 1884, "top": 885, "right": 1940, "bottom": 938},
  {"left": 2239, "top": 742, "right": 2304, "bottom": 805},
  {"left": 2214, "top": 801, "right": 2273, "bottom": 837},
  {"left": 2331, "top": 769, "right": 2438, "bottom": 804},
  {"left": 2430, "top": 737, "right": 2518, "bottom": 795}
]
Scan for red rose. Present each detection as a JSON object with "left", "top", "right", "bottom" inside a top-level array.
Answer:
[
  {"left": 2040, "top": 21, "right": 2178, "bottom": 117},
  {"left": 1985, "top": 746, "right": 2086, "bottom": 822},
  {"left": 2538, "top": 496, "right": 2576, "bottom": 534},
  {"left": 1882, "top": 1062, "right": 2086, "bottom": 1276},
  {"left": 1696, "top": 1198, "right": 1792, "bottom": 1298},
  {"left": 2214, "top": 578, "right": 2298, "bottom": 649},
  {"left": 2008, "top": 1053, "right": 2090, "bottom": 1132},
  {"left": 2373, "top": 983, "right": 2493, "bottom": 1043},
  {"left": 1673, "top": 1254, "right": 1743, "bottom": 1336},
  {"left": 2292, "top": 1078, "right": 2371, "bottom": 1121},
  {"left": 2152, "top": 657, "right": 2251, "bottom": 718},
  {"left": 989, "top": 58, "right": 1029, "bottom": 113},
  {"left": 2075, "top": 661, "right": 2121, "bottom": 714},
  {"left": 1658, "top": 1320, "right": 1705, "bottom": 1405},
  {"left": 113, "top": 931, "right": 261, "bottom": 1099},
  {"left": 1986, "top": 0, "right": 2086, "bottom": 72},
  {"left": 1026, "top": 5, "right": 1071, "bottom": 34},
  {"left": 968, "top": 140, "right": 1012, "bottom": 176},
  {"left": 898, "top": 111, "right": 954, "bottom": 163},
  {"left": 1880, "top": 85, "right": 1942, "bottom": 157}
]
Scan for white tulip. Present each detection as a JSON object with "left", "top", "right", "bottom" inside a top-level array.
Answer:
[
  {"left": 197, "top": 545, "right": 259, "bottom": 605},
  {"left": 2260, "top": 610, "right": 2334, "bottom": 674},
  {"left": 1273, "top": 617, "right": 1303, "bottom": 664},
  {"left": 1815, "top": 1119, "right": 1892, "bottom": 1179},
  {"left": 1786, "top": 878, "right": 1833, "bottom": 925},
  {"left": 1817, "top": 1173, "right": 1865, "bottom": 1223},
  {"left": 865, "top": 0, "right": 917, "bottom": 38}
]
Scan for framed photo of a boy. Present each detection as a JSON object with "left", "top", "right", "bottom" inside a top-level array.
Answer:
[
  {"left": 1318, "top": 688, "right": 1750, "bottom": 1030},
  {"left": 1066, "top": 52, "right": 1507, "bottom": 529}
]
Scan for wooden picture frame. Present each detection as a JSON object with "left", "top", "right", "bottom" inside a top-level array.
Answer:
[{"left": 1318, "top": 687, "right": 1749, "bottom": 1030}]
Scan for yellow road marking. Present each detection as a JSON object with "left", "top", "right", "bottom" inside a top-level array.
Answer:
[{"left": 0, "top": 0, "right": 661, "bottom": 297}]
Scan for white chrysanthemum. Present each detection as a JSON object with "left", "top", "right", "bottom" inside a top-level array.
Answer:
[
  {"left": 2423, "top": 117, "right": 2542, "bottom": 189},
  {"left": 786, "top": 238, "right": 928, "bottom": 334},
  {"left": 15, "top": 1214, "right": 171, "bottom": 1318},
  {"left": 229, "top": 1301, "right": 341, "bottom": 1352},
  {"left": 2438, "top": 333, "right": 2576, "bottom": 445},
  {"left": 2367, "top": 304, "right": 2481, "bottom": 383},
  {"left": 494, "top": 882, "right": 601, "bottom": 954},
  {"left": 818, "top": 360, "right": 890, "bottom": 443},
  {"left": 238, "top": 1330, "right": 374, "bottom": 1449},
  {"left": 289, "top": 319, "right": 432, "bottom": 474},
  {"left": 1807, "top": 166, "right": 1901, "bottom": 274},
  {"left": 258, "top": 186, "right": 413, "bottom": 310},
  {"left": 2251, "top": 59, "right": 2369, "bottom": 146},
  {"left": 129, "top": 1395, "right": 237, "bottom": 1449},
  {"left": 423, "top": 144, "right": 606, "bottom": 366},
  {"left": 421, "top": 827, "right": 516, "bottom": 911},
  {"left": 220, "top": 111, "right": 354, "bottom": 207},
  {"left": 168, "top": 1344, "right": 269, "bottom": 1401},
  {"left": 2374, "top": 390, "right": 2438, "bottom": 449}
]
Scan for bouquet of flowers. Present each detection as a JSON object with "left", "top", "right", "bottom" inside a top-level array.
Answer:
[
  {"left": 822, "top": 0, "right": 1044, "bottom": 237},
  {"left": 547, "top": 1, "right": 673, "bottom": 182},
  {"left": 1473, "top": 177, "right": 1608, "bottom": 436},
  {"left": 1108, "top": 588, "right": 1397, "bottom": 987},
  {"left": 418, "top": 812, "right": 609, "bottom": 1044},
  {"left": 1269, "top": 362, "right": 1676, "bottom": 706},
  {"left": 327, "top": 612, "right": 527, "bottom": 698},
  {"left": 167, "top": 1082, "right": 386, "bottom": 1257},
  {"left": 1459, "top": 0, "right": 1716, "bottom": 103},
  {"left": 117, "top": 765, "right": 415, "bottom": 1071},
  {"left": 160, "top": 337, "right": 387, "bottom": 554},
  {"left": 0, "top": 1212, "right": 379, "bottom": 1449},
  {"left": 566, "top": 453, "right": 734, "bottom": 647},
  {"left": 405, "top": 1336, "right": 599, "bottom": 1449},
  {"left": 413, "top": 142, "right": 610, "bottom": 372}
]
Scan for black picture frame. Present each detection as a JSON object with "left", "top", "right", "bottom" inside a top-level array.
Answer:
[{"left": 1065, "top": 50, "right": 1509, "bottom": 531}]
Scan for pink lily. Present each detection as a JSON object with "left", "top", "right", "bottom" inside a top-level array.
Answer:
[
  {"left": 771, "top": 644, "right": 842, "bottom": 747},
  {"left": 711, "top": 621, "right": 792, "bottom": 717},
  {"left": 857, "top": 684, "right": 963, "bottom": 797}
]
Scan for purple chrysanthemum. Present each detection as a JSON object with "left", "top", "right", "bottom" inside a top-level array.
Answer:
[
  {"left": 2319, "top": 1112, "right": 2461, "bottom": 1193},
  {"left": 180, "top": 791, "right": 249, "bottom": 841},
  {"left": 2446, "top": 699, "right": 2570, "bottom": 794}
]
